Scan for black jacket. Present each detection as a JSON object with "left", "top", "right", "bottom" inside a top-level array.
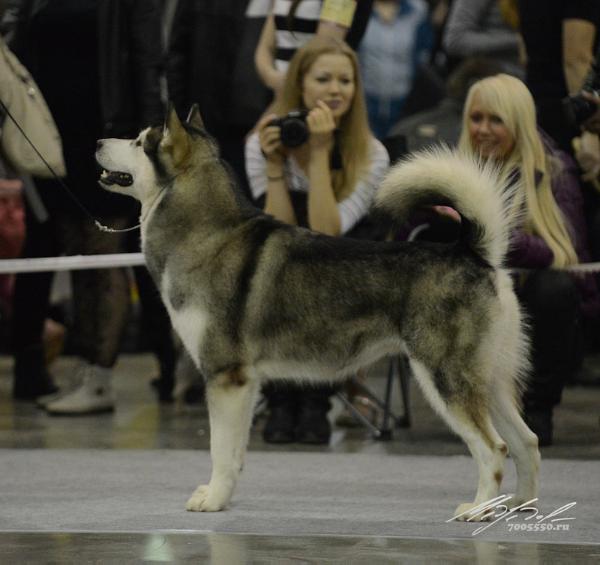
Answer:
[
  {"left": 167, "top": 0, "right": 249, "bottom": 143},
  {"left": 11, "top": 0, "right": 163, "bottom": 137}
]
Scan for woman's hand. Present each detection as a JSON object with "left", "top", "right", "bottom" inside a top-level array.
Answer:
[
  {"left": 307, "top": 100, "right": 336, "bottom": 153},
  {"left": 257, "top": 113, "right": 285, "bottom": 167}
]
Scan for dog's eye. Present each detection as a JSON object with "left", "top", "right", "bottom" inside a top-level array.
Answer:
[{"left": 135, "top": 140, "right": 142, "bottom": 147}]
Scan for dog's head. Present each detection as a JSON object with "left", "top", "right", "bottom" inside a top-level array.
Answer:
[{"left": 96, "top": 104, "right": 214, "bottom": 203}]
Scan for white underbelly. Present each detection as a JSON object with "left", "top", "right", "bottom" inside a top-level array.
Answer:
[{"left": 253, "top": 337, "right": 404, "bottom": 383}]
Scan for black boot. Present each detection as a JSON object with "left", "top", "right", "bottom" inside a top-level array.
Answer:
[
  {"left": 263, "top": 384, "right": 298, "bottom": 444},
  {"left": 150, "top": 351, "right": 176, "bottom": 404},
  {"left": 149, "top": 338, "right": 177, "bottom": 404},
  {"left": 295, "top": 387, "right": 332, "bottom": 445},
  {"left": 12, "top": 344, "right": 58, "bottom": 400}
]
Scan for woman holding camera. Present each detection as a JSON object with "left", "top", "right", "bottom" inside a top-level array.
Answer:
[{"left": 245, "top": 36, "right": 389, "bottom": 444}]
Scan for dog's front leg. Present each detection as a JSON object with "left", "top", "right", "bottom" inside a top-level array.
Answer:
[{"left": 186, "top": 369, "right": 260, "bottom": 512}]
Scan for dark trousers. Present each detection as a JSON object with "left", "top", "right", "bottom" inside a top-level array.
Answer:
[
  {"left": 12, "top": 180, "right": 176, "bottom": 383},
  {"left": 517, "top": 270, "right": 583, "bottom": 410},
  {"left": 535, "top": 98, "right": 579, "bottom": 157},
  {"left": 11, "top": 178, "right": 130, "bottom": 369}
]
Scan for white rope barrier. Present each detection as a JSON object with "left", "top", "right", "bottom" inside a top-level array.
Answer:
[
  {"left": 0, "top": 253, "right": 145, "bottom": 274},
  {"left": 1, "top": 252, "right": 600, "bottom": 275},
  {"left": 561, "top": 262, "right": 600, "bottom": 274}
]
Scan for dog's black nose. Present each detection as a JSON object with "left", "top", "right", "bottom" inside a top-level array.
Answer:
[{"left": 96, "top": 140, "right": 104, "bottom": 151}]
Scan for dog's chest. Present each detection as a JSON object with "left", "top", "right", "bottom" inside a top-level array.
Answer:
[{"left": 160, "top": 270, "right": 210, "bottom": 367}]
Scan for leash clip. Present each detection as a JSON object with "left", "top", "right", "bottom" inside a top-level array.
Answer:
[{"left": 94, "top": 220, "right": 140, "bottom": 233}]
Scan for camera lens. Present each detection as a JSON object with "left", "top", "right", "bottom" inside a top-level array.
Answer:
[{"left": 280, "top": 117, "right": 309, "bottom": 148}]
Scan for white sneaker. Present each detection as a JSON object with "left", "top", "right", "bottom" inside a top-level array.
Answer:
[
  {"left": 36, "top": 360, "right": 90, "bottom": 408},
  {"left": 45, "top": 364, "right": 115, "bottom": 415},
  {"left": 36, "top": 390, "right": 67, "bottom": 408}
]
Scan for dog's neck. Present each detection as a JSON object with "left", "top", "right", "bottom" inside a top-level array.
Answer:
[
  {"left": 140, "top": 164, "right": 246, "bottom": 247},
  {"left": 140, "top": 185, "right": 170, "bottom": 227}
]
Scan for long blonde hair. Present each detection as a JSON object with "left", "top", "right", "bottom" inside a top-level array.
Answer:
[
  {"left": 458, "top": 74, "right": 578, "bottom": 267},
  {"left": 273, "top": 36, "right": 372, "bottom": 201}
]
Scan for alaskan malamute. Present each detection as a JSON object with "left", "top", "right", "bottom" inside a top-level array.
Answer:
[{"left": 96, "top": 106, "right": 540, "bottom": 521}]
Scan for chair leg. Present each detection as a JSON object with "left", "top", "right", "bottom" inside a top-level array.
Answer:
[
  {"left": 380, "top": 357, "right": 397, "bottom": 437},
  {"left": 396, "top": 355, "right": 412, "bottom": 428},
  {"left": 335, "top": 390, "right": 386, "bottom": 438},
  {"left": 337, "top": 356, "right": 412, "bottom": 440}
]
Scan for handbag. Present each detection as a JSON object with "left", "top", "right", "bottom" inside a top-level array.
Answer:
[{"left": 0, "top": 37, "right": 66, "bottom": 178}]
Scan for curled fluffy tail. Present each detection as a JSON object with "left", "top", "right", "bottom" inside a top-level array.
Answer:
[{"left": 375, "top": 147, "right": 516, "bottom": 268}]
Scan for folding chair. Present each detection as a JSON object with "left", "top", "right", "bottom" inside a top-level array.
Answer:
[{"left": 336, "top": 355, "right": 411, "bottom": 440}]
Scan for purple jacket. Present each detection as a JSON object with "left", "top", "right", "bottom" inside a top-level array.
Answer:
[{"left": 508, "top": 139, "right": 600, "bottom": 319}]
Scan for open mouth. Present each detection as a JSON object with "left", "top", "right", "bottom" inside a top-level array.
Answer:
[{"left": 99, "top": 169, "right": 134, "bottom": 187}]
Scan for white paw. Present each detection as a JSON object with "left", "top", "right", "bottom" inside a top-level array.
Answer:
[
  {"left": 185, "top": 483, "right": 231, "bottom": 512},
  {"left": 454, "top": 502, "right": 493, "bottom": 522}
]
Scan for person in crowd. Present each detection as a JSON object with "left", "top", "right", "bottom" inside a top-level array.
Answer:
[
  {"left": 254, "top": 0, "right": 373, "bottom": 97},
  {"left": 443, "top": 0, "right": 524, "bottom": 78},
  {"left": 426, "top": 0, "right": 451, "bottom": 69},
  {"left": 245, "top": 36, "right": 389, "bottom": 444},
  {"left": 458, "top": 74, "right": 600, "bottom": 445},
  {"left": 517, "top": 0, "right": 600, "bottom": 154},
  {"left": 358, "top": 0, "right": 433, "bottom": 140},
  {"left": 167, "top": 0, "right": 254, "bottom": 197},
  {"left": 517, "top": 1, "right": 600, "bottom": 369},
  {"left": 7, "top": 0, "right": 170, "bottom": 413}
]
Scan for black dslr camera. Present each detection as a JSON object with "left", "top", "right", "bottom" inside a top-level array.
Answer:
[
  {"left": 562, "top": 59, "right": 600, "bottom": 128},
  {"left": 270, "top": 110, "right": 309, "bottom": 148}
]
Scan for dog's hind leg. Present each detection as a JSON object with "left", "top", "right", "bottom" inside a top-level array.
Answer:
[
  {"left": 490, "top": 383, "right": 540, "bottom": 508},
  {"left": 410, "top": 359, "right": 508, "bottom": 522},
  {"left": 488, "top": 290, "right": 540, "bottom": 509},
  {"left": 446, "top": 406, "right": 508, "bottom": 522},
  {"left": 186, "top": 367, "right": 260, "bottom": 512}
]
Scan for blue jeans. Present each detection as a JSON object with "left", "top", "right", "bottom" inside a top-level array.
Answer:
[{"left": 365, "top": 94, "right": 406, "bottom": 140}]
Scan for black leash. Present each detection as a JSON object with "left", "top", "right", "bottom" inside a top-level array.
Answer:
[{"left": 0, "top": 97, "right": 141, "bottom": 233}]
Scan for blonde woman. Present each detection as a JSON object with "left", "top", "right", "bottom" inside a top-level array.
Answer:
[
  {"left": 245, "top": 36, "right": 389, "bottom": 443},
  {"left": 459, "top": 73, "right": 600, "bottom": 445}
]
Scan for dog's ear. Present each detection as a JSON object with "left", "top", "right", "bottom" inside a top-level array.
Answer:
[
  {"left": 163, "top": 103, "right": 184, "bottom": 138},
  {"left": 163, "top": 104, "right": 190, "bottom": 168},
  {"left": 186, "top": 104, "right": 204, "bottom": 130}
]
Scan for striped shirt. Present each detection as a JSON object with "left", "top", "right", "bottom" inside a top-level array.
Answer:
[
  {"left": 272, "top": 0, "right": 357, "bottom": 72},
  {"left": 273, "top": 0, "right": 322, "bottom": 72},
  {"left": 245, "top": 131, "right": 390, "bottom": 234}
]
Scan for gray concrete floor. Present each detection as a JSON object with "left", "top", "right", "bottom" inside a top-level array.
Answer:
[{"left": 1, "top": 353, "right": 600, "bottom": 563}]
